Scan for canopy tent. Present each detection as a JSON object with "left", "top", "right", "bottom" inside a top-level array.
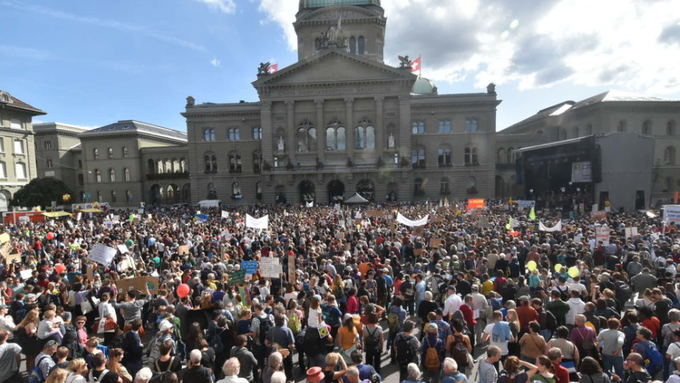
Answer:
[
  {"left": 344, "top": 193, "right": 369, "bottom": 204},
  {"left": 80, "top": 208, "right": 104, "bottom": 213},
  {"left": 42, "top": 211, "right": 72, "bottom": 218}
]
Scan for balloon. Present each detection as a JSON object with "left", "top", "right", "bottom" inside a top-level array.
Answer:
[
  {"left": 568, "top": 267, "right": 580, "bottom": 278},
  {"left": 554, "top": 264, "right": 562, "bottom": 272},
  {"left": 527, "top": 261, "right": 537, "bottom": 272},
  {"left": 55, "top": 264, "right": 66, "bottom": 274},
  {"left": 234, "top": 212, "right": 240, "bottom": 217},
  {"left": 46, "top": 232, "right": 55, "bottom": 240},
  {"left": 177, "top": 284, "right": 190, "bottom": 298}
]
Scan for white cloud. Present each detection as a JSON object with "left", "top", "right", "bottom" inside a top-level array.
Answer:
[
  {"left": 194, "top": 0, "right": 236, "bottom": 14},
  {"left": 253, "top": 0, "right": 680, "bottom": 94},
  {"left": 1, "top": 0, "right": 208, "bottom": 53},
  {"left": 0, "top": 44, "right": 52, "bottom": 60},
  {"left": 211, "top": 58, "right": 221, "bottom": 67}
]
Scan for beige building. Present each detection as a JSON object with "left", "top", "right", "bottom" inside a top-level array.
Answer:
[
  {"left": 0, "top": 89, "right": 45, "bottom": 211},
  {"left": 496, "top": 90, "right": 680, "bottom": 207},
  {"left": 182, "top": 0, "right": 500, "bottom": 205}
]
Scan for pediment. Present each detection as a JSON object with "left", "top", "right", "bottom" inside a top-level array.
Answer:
[{"left": 253, "top": 50, "right": 416, "bottom": 88}]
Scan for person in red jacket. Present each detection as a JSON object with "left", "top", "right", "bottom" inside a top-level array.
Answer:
[
  {"left": 460, "top": 295, "right": 477, "bottom": 348},
  {"left": 548, "top": 347, "right": 570, "bottom": 383},
  {"left": 516, "top": 295, "right": 538, "bottom": 334}
]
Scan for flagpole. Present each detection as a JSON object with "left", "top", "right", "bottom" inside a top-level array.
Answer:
[{"left": 419, "top": 54, "right": 422, "bottom": 78}]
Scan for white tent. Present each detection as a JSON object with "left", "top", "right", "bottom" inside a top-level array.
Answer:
[{"left": 344, "top": 193, "right": 369, "bottom": 204}]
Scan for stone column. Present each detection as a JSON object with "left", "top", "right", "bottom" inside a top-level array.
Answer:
[
  {"left": 261, "top": 101, "right": 273, "bottom": 164},
  {"left": 345, "top": 98, "right": 354, "bottom": 159},
  {"left": 315, "top": 99, "right": 325, "bottom": 161},
  {"left": 285, "top": 100, "right": 295, "bottom": 165},
  {"left": 398, "top": 95, "right": 411, "bottom": 159},
  {"left": 375, "top": 96, "right": 384, "bottom": 158}
]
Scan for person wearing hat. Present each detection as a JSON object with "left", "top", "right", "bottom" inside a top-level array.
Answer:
[
  {"left": 0, "top": 304, "right": 16, "bottom": 336},
  {"left": 421, "top": 322, "right": 445, "bottom": 383},
  {"left": 306, "top": 366, "right": 325, "bottom": 383}
]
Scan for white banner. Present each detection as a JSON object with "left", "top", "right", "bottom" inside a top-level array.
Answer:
[
  {"left": 396, "top": 212, "right": 429, "bottom": 227},
  {"left": 663, "top": 205, "right": 680, "bottom": 224},
  {"left": 88, "top": 244, "right": 117, "bottom": 266},
  {"left": 246, "top": 214, "right": 269, "bottom": 230},
  {"left": 539, "top": 221, "right": 562, "bottom": 232}
]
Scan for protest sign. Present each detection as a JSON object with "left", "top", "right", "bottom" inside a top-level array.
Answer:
[
  {"left": 177, "top": 245, "right": 190, "bottom": 255},
  {"left": 397, "top": 213, "right": 428, "bottom": 227},
  {"left": 664, "top": 205, "right": 680, "bottom": 224},
  {"left": 20, "top": 269, "right": 33, "bottom": 279},
  {"left": 241, "top": 261, "right": 259, "bottom": 274},
  {"left": 87, "top": 264, "right": 96, "bottom": 281},
  {"left": 412, "top": 226, "right": 425, "bottom": 236},
  {"left": 414, "top": 248, "right": 424, "bottom": 255},
  {"left": 116, "top": 276, "right": 160, "bottom": 294},
  {"left": 288, "top": 256, "right": 296, "bottom": 282},
  {"left": 117, "top": 245, "right": 129, "bottom": 254},
  {"left": 429, "top": 238, "right": 442, "bottom": 248},
  {"left": 591, "top": 210, "right": 607, "bottom": 221},
  {"left": 88, "top": 244, "right": 117, "bottom": 266},
  {"left": 260, "top": 257, "right": 282, "bottom": 278},
  {"left": 624, "top": 227, "right": 639, "bottom": 239},
  {"left": 0, "top": 233, "right": 9, "bottom": 244},
  {"left": 246, "top": 214, "right": 269, "bottom": 230},
  {"left": 231, "top": 270, "right": 246, "bottom": 284},
  {"left": 344, "top": 243, "right": 351, "bottom": 250},
  {"left": 596, "top": 226, "right": 610, "bottom": 246},
  {"left": 467, "top": 198, "right": 485, "bottom": 211}
]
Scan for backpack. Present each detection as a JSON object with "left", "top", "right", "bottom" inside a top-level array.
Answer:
[
  {"left": 424, "top": 338, "right": 442, "bottom": 371},
  {"left": 615, "top": 282, "right": 632, "bottom": 306},
  {"left": 88, "top": 369, "right": 110, "bottom": 383},
  {"left": 258, "top": 315, "right": 272, "bottom": 345},
  {"left": 288, "top": 312, "right": 301, "bottom": 334},
  {"left": 450, "top": 334, "right": 470, "bottom": 368},
  {"left": 388, "top": 312, "right": 400, "bottom": 332},
  {"left": 544, "top": 310, "right": 558, "bottom": 331},
  {"left": 364, "top": 327, "right": 381, "bottom": 353},
  {"left": 210, "top": 328, "right": 225, "bottom": 354},
  {"left": 642, "top": 341, "right": 663, "bottom": 374},
  {"left": 395, "top": 335, "right": 415, "bottom": 365},
  {"left": 150, "top": 357, "right": 175, "bottom": 383},
  {"left": 29, "top": 355, "right": 51, "bottom": 383}
]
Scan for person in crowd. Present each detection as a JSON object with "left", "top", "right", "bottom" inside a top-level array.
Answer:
[
  {"left": 184, "top": 349, "right": 213, "bottom": 383},
  {"left": 65, "top": 358, "right": 88, "bottom": 383},
  {"left": 0, "top": 329, "right": 23, "bottom": 383},
  {"left": 89, "top": 352, "right": 119, "bottom": 383},
  {"left": 611, "top": 353, "right": 651, "bottom": 383},
  {"left": 578, "top": 356, "right": 612, "bottom": 383},
  {"left": 401, "top": 363, "right": 423, "bottom": 383},
  {"left": 478, "top": 346, "right": 502, "bottom": 383},
  {"left": 218, "top": 358, "right": 249, "bottom": 383},
  {"left": 519, "top": 321, "right": 548, "bottom": 363}
]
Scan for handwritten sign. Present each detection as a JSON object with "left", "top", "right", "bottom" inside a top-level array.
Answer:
[
  {"left": 20, "top": 269, "right": 33, "bottom": 279},
  {"left": 429, "top": 238, "right": 442, "bottom": 248},
  {"left": 116, "top": 276, "right": 160, "bottom": 294},
  {"left": 231, "top": 269, "right": 246, "bottom": 284},
  {"left": 177, "top": 245, "right": 189, "bottom": 255},
  {"left": 117, "top": 245, "right": 129, "bottom": 254},
  {"left": 0, "top": 233, "right": 10, "bottom": 244},
  {"left": 591, "top": 210, "right": 607, "bottom": 221},
  {"left": 241, "top": 261, "right": 259, "bottom": 274},
  {"left": 596, "top": 226, "right": 610, "bottom": 246},
  {"left": 412, "top": 226, "right": 425, "bottom": 236},
  {"left": 260, "top": 257, "right": 282, "bottom": 278},
  {"left": 88, "top": 244, "right": 117, "bottom": 266},
  {"left": 288, "top": 256, "right": 295, "bottom": 283}
]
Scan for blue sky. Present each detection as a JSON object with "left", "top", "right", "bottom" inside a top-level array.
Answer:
[{"left": 2, "top": 0, "right": 679, "bottom": 132}]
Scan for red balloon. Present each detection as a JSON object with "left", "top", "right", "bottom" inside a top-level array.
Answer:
[
  {"left": 55, "top": 264, "right": 66, "bottom": 274},
  {"left": 46, "top": 232, "right": 55, "bottom": 240},
  {"left": 177, "top": 283, "right": 190, "bottom": 298}
]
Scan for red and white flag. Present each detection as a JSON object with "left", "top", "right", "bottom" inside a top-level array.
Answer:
[
  {"left": 411, "top": 57, "right": 421, "bottom": 73},
  {"left": 268, "top": 64, "right": 279, "bottom": 74}
]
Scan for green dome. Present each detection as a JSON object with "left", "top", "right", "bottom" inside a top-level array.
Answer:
[
  {"left": 299, "top": 0, "right": 380, "bottom": 10},
  {"left": 412, "top": 77, "right": 437, "bottom": 95}
]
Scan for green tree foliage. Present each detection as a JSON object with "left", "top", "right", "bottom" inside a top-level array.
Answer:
[{"left": 10, "top": 178, "right": 73, "bottom": 209}]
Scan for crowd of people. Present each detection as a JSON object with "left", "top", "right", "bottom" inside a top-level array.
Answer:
[{"left": 0, "top": 201, "right": 677, "bottom": 383}]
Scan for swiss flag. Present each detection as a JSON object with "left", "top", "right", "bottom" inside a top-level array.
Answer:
[
  {"left": 411, "top": 57, "right": 421, "bottom": 73},
  {"left": 268, "top": 64, "right": 278, "bottom": 74}
]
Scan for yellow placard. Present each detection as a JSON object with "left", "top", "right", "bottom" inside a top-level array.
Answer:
[{"left": 0, "top": 233, "right": 10, "bottom": 244}]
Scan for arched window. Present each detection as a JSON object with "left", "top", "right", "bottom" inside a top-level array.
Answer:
[
  {"left": 229, "top": 152, "right": 242, "bottom": 172},
  {"left": 665, "top": 146, "right": 676, "bottom": 165},
  {"left": 507, "top": 148, "right": 514, "bottom": 164},
  {"left": 642, "top": 120, "right": 652, "bottom": 135},
  {"left": 297, "top": 121, "right": 315, "bottom": 152},
  {"left": 411, "top": 147, "right": 426, "bottom": 168},
  {"left": 668, "top": 120, "right": 677, "bottom": 136},
  {"left": 412, "top": 121, "right": 425, "bottom": 134},
  {"left": 15, "top": 162, "right": 26, "bottom": 179},
  {"left": 438, "top": 120, "right": 452, "bottom": 133},
  {"left": 228, "top": 128, "right": 240, "bottom": 140},
  {"left": 573, "top": 126, "right": 579, "bottom": 138},
  {"left": 617, "top": 120, "right": 627, "bottom": 132},
  {"left": 440, "top": 177, "right": 450, "bottom": 194},
  {"left": 358, "top": 36, "right": 365, "bottom": 54},
  {"left": 122, "top": 147, "right": 129, "bottom": 157},
  {"left": 180, "top": 158, "right": 186, "bottom": 172},
  {"left": 204, "top": 128, "right": 216, "bottom": 141},
  {"left": 109, "top": 169, "right": 116, "bottom": 182},
  {"left": 147, "top": 159, "right": 155, "bottom": 174},
  {"left": 94, "top": 148, "right": 99, "bottom": 159},
  {"left": 355, "top": 120, "right": 375, "bottom": 150},
  {"left": 157, "top": 159, "right": 163, "bottom": 174},
  {"left": 95, "top": 169, "right": 102, "bottom": 183},
  {"left": 438, "top": 147, "right": 452, "bottom": 166},
  {"left": 108, "top": 148, "right": 114, "bottom": 158},
  {"left": 204, "top": 153, "right": 217, "bottom": 172},
  {"left": 349, "top": 37, "right": 356, "bottom": 54},
  {"left": 497, "top": 148, "right": 506, "bottom": 164},
  {"left": 77, "top": 173, "right": 84, "bottom": 185},
  {"left": 111, "top": 191, "right": 117, "bottom": 203},
  {"left": 253, "top": 151, "right": 262, "bottom": 173},
  {"left": 465, "top": 146, "right": 478, "bottom": 164},
  {"left": 232, "top": 182, "right": 242, "bottom": 196},
  {"left": 465, "top": 118, "right": 479, "bottom": 132},
  {"left": 124, "top": 168, "right": 131, "bottom": 182},
  {"left": 467, "top": 176, "right": 477, "bottom": 190},
  {"left": 585, "top": 124, "right": 593, "bottom": 135},
  {"left": 252, "top": 127, "right": 262, "bottom": 140},
  {"left": 326, "top": 127, "right": 336, "bottom": 150},
  {"left": 46, "top": 158, "right": 53, "bottom": 168}
]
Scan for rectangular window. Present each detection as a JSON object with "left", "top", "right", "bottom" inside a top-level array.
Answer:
[
  {"left": 0, "top": 162, "right": 5, "bottom": 178},
  {"left": 13, "top": 140, "right": 24, "bottom": 155},
  {"left": 44, "top": 141, "right": 52, "bottom": 149},
  {"left": 15, "top": 163, "right": 26, "bottom": 179},
  {"left": 0, "top": 139, "right": 4, "bottom": 153}
]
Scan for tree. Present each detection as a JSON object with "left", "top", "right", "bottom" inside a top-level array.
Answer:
[{"left": 10, "top": 177, "right": 74, "bottom": 209}]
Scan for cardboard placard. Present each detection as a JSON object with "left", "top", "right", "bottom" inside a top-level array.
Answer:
[
  {"left": 624, "top": 227, "right": 638, "bottom": 239},
  {"left": 288, "top": 256, "right": 296, "bottom": 283},
  {"left": 414, "top": 248, "right": 424, "bottom": 255},
  {"left": 177, "top": 245, "right": 189, "bottom": 255},
  {"left": 5, "top": 250, "right": 21, "bottom": 263},
  {"left": 366, "top": 210, "right": 386, "bottom": 217},
  {"left": 117, "top": 245, "right": 129, "bottom": 254},
  {"left": 0, "top": 242, "right": 12, "bottom": 258},
  {"left": 0, "top": 233, "right": 10, "bottom": 244},
  {"left": 87, "top": 264, "right": 96, "bottom": 281},
  {"left": 344, "top": 243, "right": 351, "bottom": 250},
  {"left": 412, "top": 226, "right": 425, "bottom": 236},
  {"left": 88, "top": 244, "right": 117, "bottom": 266},
  {"left": 431, "top": 217, "right": 444, "bottom": 223},
  {"left": 231, "top": 269, "right": 246, "bottom": 284},
  {"left": 429, "top": 238, "right": 442, "bottom": 248},
  {"left": 116, "top": 276, "right": 160, "bottom": 294}
]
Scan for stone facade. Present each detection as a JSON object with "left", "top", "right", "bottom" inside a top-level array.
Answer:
[{"left": 0, "top": 89, "right": 45, "bottom": 211}]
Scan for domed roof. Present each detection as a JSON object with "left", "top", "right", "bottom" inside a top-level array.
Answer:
[
  {"left": 299, "top": 0, "right": 381, "bottom": 11},
  {"left": 412, "top": 77, "right": 437, "bottom": 95}
]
